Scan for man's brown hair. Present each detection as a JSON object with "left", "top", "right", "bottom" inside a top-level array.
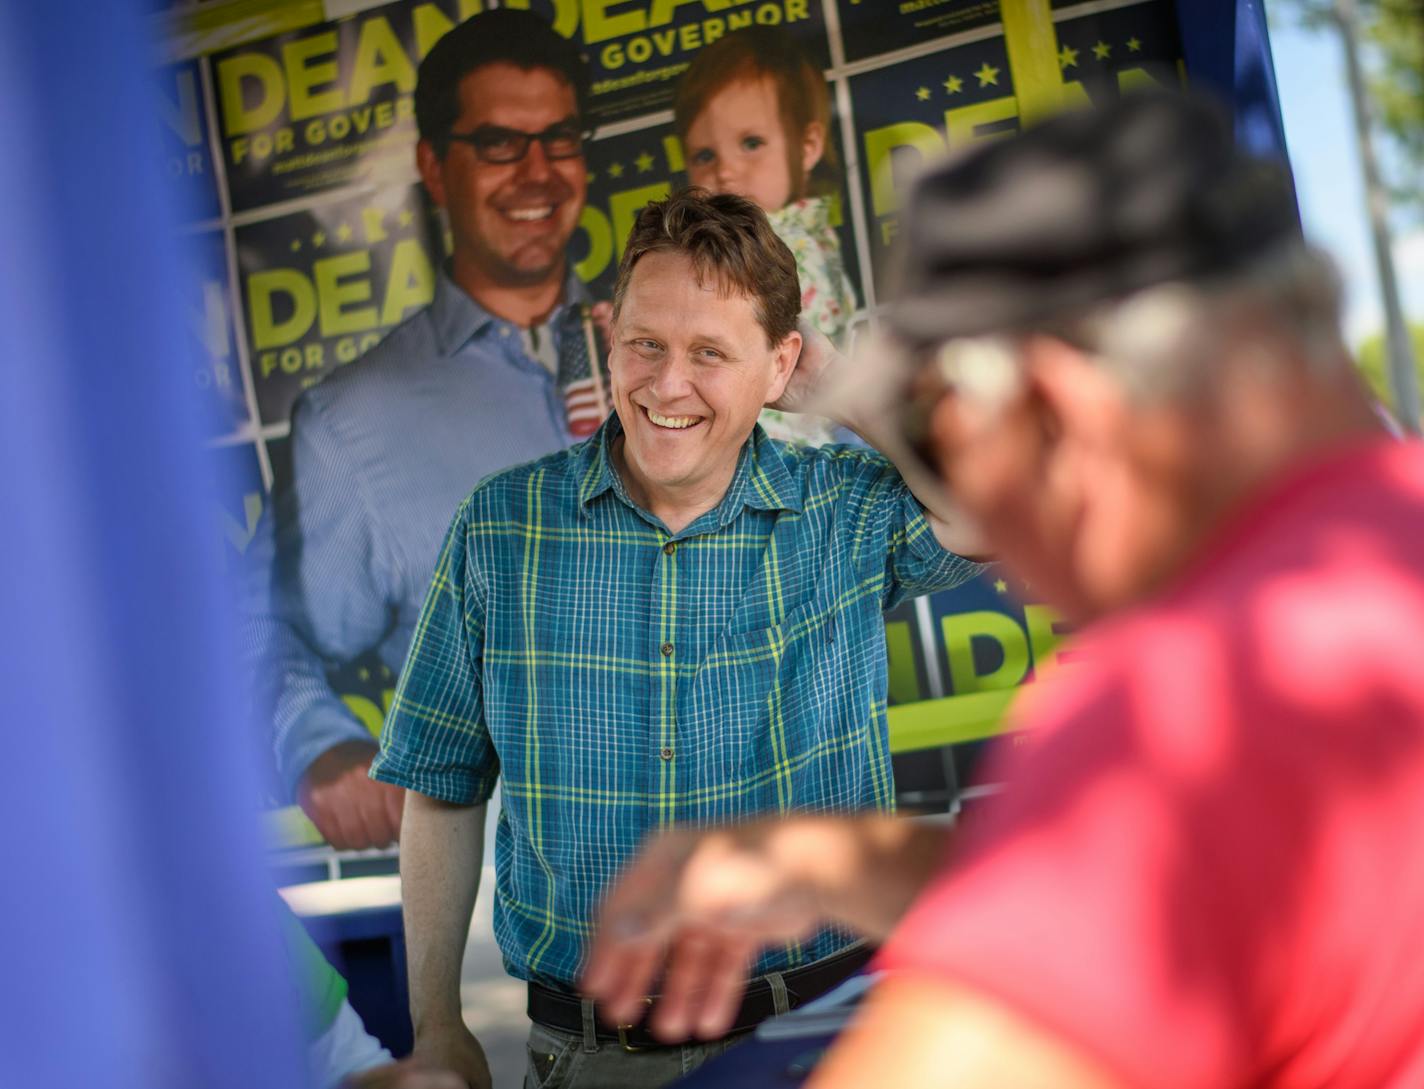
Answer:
[
  {"left": 612, "top": 188, "right": 801, "bottom": 347},
  {"left": 673, "top": 26, "right": 838, "bottom": 201}
]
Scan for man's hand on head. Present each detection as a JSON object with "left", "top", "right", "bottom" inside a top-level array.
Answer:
[
  {"left": 768, "top": 321, "right": 840, "bottom": 416},
  {"left": 297, "top": 740, "right": 405, "bottom": 851}
]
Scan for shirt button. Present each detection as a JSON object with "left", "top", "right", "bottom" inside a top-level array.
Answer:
[
  {"left": 660, "top": 747, "right": 674, "bottom": 761},
  {"left": 663, "top": 542, "right": 676, "bottom": 556},
  {"left": 660, "top": 642, "right": 674, "bottom": 657}
]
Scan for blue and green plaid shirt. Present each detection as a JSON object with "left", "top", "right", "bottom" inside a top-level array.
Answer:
[{"left": 371, "top": 416, "right": 982, "bottom": 985}]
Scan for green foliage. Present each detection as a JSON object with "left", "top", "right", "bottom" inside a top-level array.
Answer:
[
  {"left": 1356, "top": 322, "right": 1424, "bottom": 418},
  {"left": 1364, "top": 0, "right": 1424, "bottom": 215},
  {"left": 1271, "top": 0, "right": 1424, "bottom": 217}
]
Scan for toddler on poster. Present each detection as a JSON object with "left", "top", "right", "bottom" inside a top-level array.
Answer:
[{"left": 675, "top": 27, "right": 859, "bottom": 446}]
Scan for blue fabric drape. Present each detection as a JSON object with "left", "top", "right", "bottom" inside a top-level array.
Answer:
[{"left": 0, "top": 5, "right": 309, "bottom": 1087}]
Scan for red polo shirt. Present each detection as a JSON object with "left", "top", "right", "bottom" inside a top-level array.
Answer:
[{"left": 881, "top": 438, "right": 1424, "bottom": 1088}]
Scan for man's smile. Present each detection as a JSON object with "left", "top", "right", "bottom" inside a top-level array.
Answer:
[
  {"left": 502, "top": 204, "right": 557, "bottom": 223},
  {"left": 642, "top": 405, "right": 706, "bottom": 431}
]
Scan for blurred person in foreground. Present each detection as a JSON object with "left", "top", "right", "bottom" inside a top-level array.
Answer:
[
  {"left": 371, "top": 188, "right": 988, "bottom": 1089},
  {"left": 583, "top": 92, "right": 1424, "bottom": 1088},
  {"left": 246, "top": 8, "right": 600, "bottom": 850}
]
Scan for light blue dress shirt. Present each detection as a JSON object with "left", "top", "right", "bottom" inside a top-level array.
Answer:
[{"left": 245, "top": 268, "right": 586, "bottom": 799}]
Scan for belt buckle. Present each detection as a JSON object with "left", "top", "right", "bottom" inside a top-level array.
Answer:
[{"left": 616, "top": 997, "right": 655, "bottom": 1053}]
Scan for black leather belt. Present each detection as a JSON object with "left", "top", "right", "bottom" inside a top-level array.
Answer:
[{"left": 528, "top": 942, "right": 873, "bottom": 1051}]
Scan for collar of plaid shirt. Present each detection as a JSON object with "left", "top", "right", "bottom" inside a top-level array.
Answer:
[{"left": 373, "top": 414, "right": 982, "bottom": 985}]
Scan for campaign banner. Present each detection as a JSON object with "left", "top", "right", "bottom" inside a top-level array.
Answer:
[
  {"left": 849, "top": 0, "right": 1183, "bottom": 285},
  {"left": 157, "top": 60, "right": 221, "bottom": 223},
  {"left": 574, "top": 117, "right": 863, "bottom": 304},
  {"left": 210, "top": 0, "right": 481, "bottom": 213},
  {"left": 516, "top": 0, "right": 831, "bottom": 127},
  {"left": 834, "top": 0, "right": 1082, "bottom": 66},
  {"left": 182, "top": 230, "right": 248, "bottom": 438},
  {"left": 236, "top": 183, "right": 443, "bottom": 426},
  {"left": 209, "top": 441, "right": 266, "bottom": 577}
]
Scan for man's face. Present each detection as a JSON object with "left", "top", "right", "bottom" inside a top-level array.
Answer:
[
  {"left": 419, "top": 63, "right": 587, "bottom": 286},
  {"left": 925, "top": 338, "right": 1201, "bottom": 622},
  {"left": 609, "top": 250, "right": 797, "bottom": 506}
]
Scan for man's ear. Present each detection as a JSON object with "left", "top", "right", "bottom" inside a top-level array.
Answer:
[
  {"left": 766, "top": 329, "right": 803, "bottom": 404},
  {"left": 416, "top": 139, "right": 447, "bottom": 209},
  {"left": 1024, "top": 336, "right": 1122, "bottom": 453},
  {"left": 800, "top": 122, "right": 825, "bottom": 177}
]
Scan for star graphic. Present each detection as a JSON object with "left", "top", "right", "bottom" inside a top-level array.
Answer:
[
  {"left": 1093, "top": 40, "right": 1112, "bottom": 60},
  {"left": 336, "top": 223, "right": 353, "bottom": 242},
  {"left": 943, "top": 74, "right": 963, "bottom": 94},
  {"left": 312, "top": 230, "right": 327, "bottom": 247},
  {"left": 586, "top": 170, "right": 596, "bottom": 185},
  {"left": 397, "top": 209, "right": 413, "bottom": 227},
  {"left": 289, "top": 239, "right": 302, "bottom": 253},
  {"left": 915, "top": 86, "right": 931, "bottom": 102},
  {"left": 634, "top": 151, "right": 655, "bottom": 173},
  {"left": 608, "top": 161, "right": 624, "bottom": 179},
  {"left": 358, "top": 667, "right": 370, "bottom": 683},
  {"left": 1059, "top": 44, "right": 1079, "bottom": 68},
  {"left": 975, "top": 62, "right": 1000, "bottom": 87},
  {"left": 994, "top": 579, "right": 1008, "bottom": 594},
  {"left": 1127, "top": 36, "right": 1142, "bottom": 52}
]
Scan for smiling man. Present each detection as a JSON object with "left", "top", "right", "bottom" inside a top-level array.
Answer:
[
  {"left": 370, "top": 189, "right": 986, "bottom": 1089},
  {"left": 244, "top": 9, "right": 602, "bottom": 855}
]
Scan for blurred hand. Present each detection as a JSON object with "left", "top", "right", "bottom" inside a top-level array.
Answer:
[
  {"left": 411, "top": 1023, "right": 491, "bottom": 1089},
  {"left": 582, "top": 822, "right": 832, "bottom": 1043},
  {"left": 769, "top": 321, "right": 840, "bottom": 416},
  {"left": 342, "top": 1057, "right": 469, "bottom": 1089},
  {"left": 297, "top": 740, "right": 404, "bottom": 850}
]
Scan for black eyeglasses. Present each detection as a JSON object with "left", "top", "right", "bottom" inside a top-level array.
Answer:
[{"left": 443, "top": 121, "right": 587, "bottom": 164}]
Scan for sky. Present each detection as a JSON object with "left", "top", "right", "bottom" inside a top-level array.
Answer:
[{"left": 1269, "top": 12, "right": 1424, "bottom": 347}]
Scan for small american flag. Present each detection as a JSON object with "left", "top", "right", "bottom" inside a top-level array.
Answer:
[{"left": 556, "top": 304, "right": 610, "bottom": 439}]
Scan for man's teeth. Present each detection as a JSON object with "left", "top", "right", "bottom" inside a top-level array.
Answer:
[
  {"left": 507, "top": 206, "right": 554, "bottom": 221},
  {"left": 647, "top": 410, "right": 700, "bottom": 429}
]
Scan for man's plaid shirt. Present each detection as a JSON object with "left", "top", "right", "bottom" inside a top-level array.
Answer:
[{"left": 371, "top": 415, "right": 982, "bottom": 985}]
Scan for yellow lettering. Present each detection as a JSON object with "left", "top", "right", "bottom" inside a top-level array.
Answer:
[
  {"left": 583, "top": 0, "right": 645, "bottom": 44},
  {"left": 315, "top": 252, "right": 378, "bottom": 337},
  {"left": 678, "top": 21, "right": 701, "bottom": 50},
  {"left": 941, "top": 611, "right": 1029, "bottom": 695},
  {"left": 249, "top": 268, "right": 317, "bottom": 349},
  {"left": 575, "top": 205, "right": 615, "bottom": 283},
  {"left": 863, "top": 121, "right": 944, "bottom": 217},
  {"left": 1024, "top": 605, "right": 1065, "bottom": 674},
  {"left": 601, "top": 41, "right": 625, "bottom": 69},
  {"left": 663, "top": 134, "right": 684, "bottom": 173},
  {"left": 217, "top": 52, "right": 285, "bottom": 137},
  {"left": 348, "top": 16, "right": 417, "bottom": 106},
  {"left": 284, "top": 32, "right": 344, "bottom": 123},
  {"left": 944, "top": 96, "right": 1019, "bottom": 149},
  {"left": 610, "top": 183, "right": 671, "bottom": 259},
  {"left": 380, "top": 238, "right": 436, "bottom": 324},
  {"left": 785, "top": 0, "right": 808, "bottom": 19},
  {"left": 341, "top": 694, "right": 384, "bottom": 737},
  {"left": 703, "top": 16, "right": 725, "bottom": 44}
]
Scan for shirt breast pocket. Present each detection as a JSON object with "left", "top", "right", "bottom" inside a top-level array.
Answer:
[{"left": 680, "top": 595, "right": 840, "bottom": 811}]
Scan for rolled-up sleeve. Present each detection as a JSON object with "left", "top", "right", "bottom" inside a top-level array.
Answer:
[{"left": 370, "top": 497, "right": 499, "bottom": 805}]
